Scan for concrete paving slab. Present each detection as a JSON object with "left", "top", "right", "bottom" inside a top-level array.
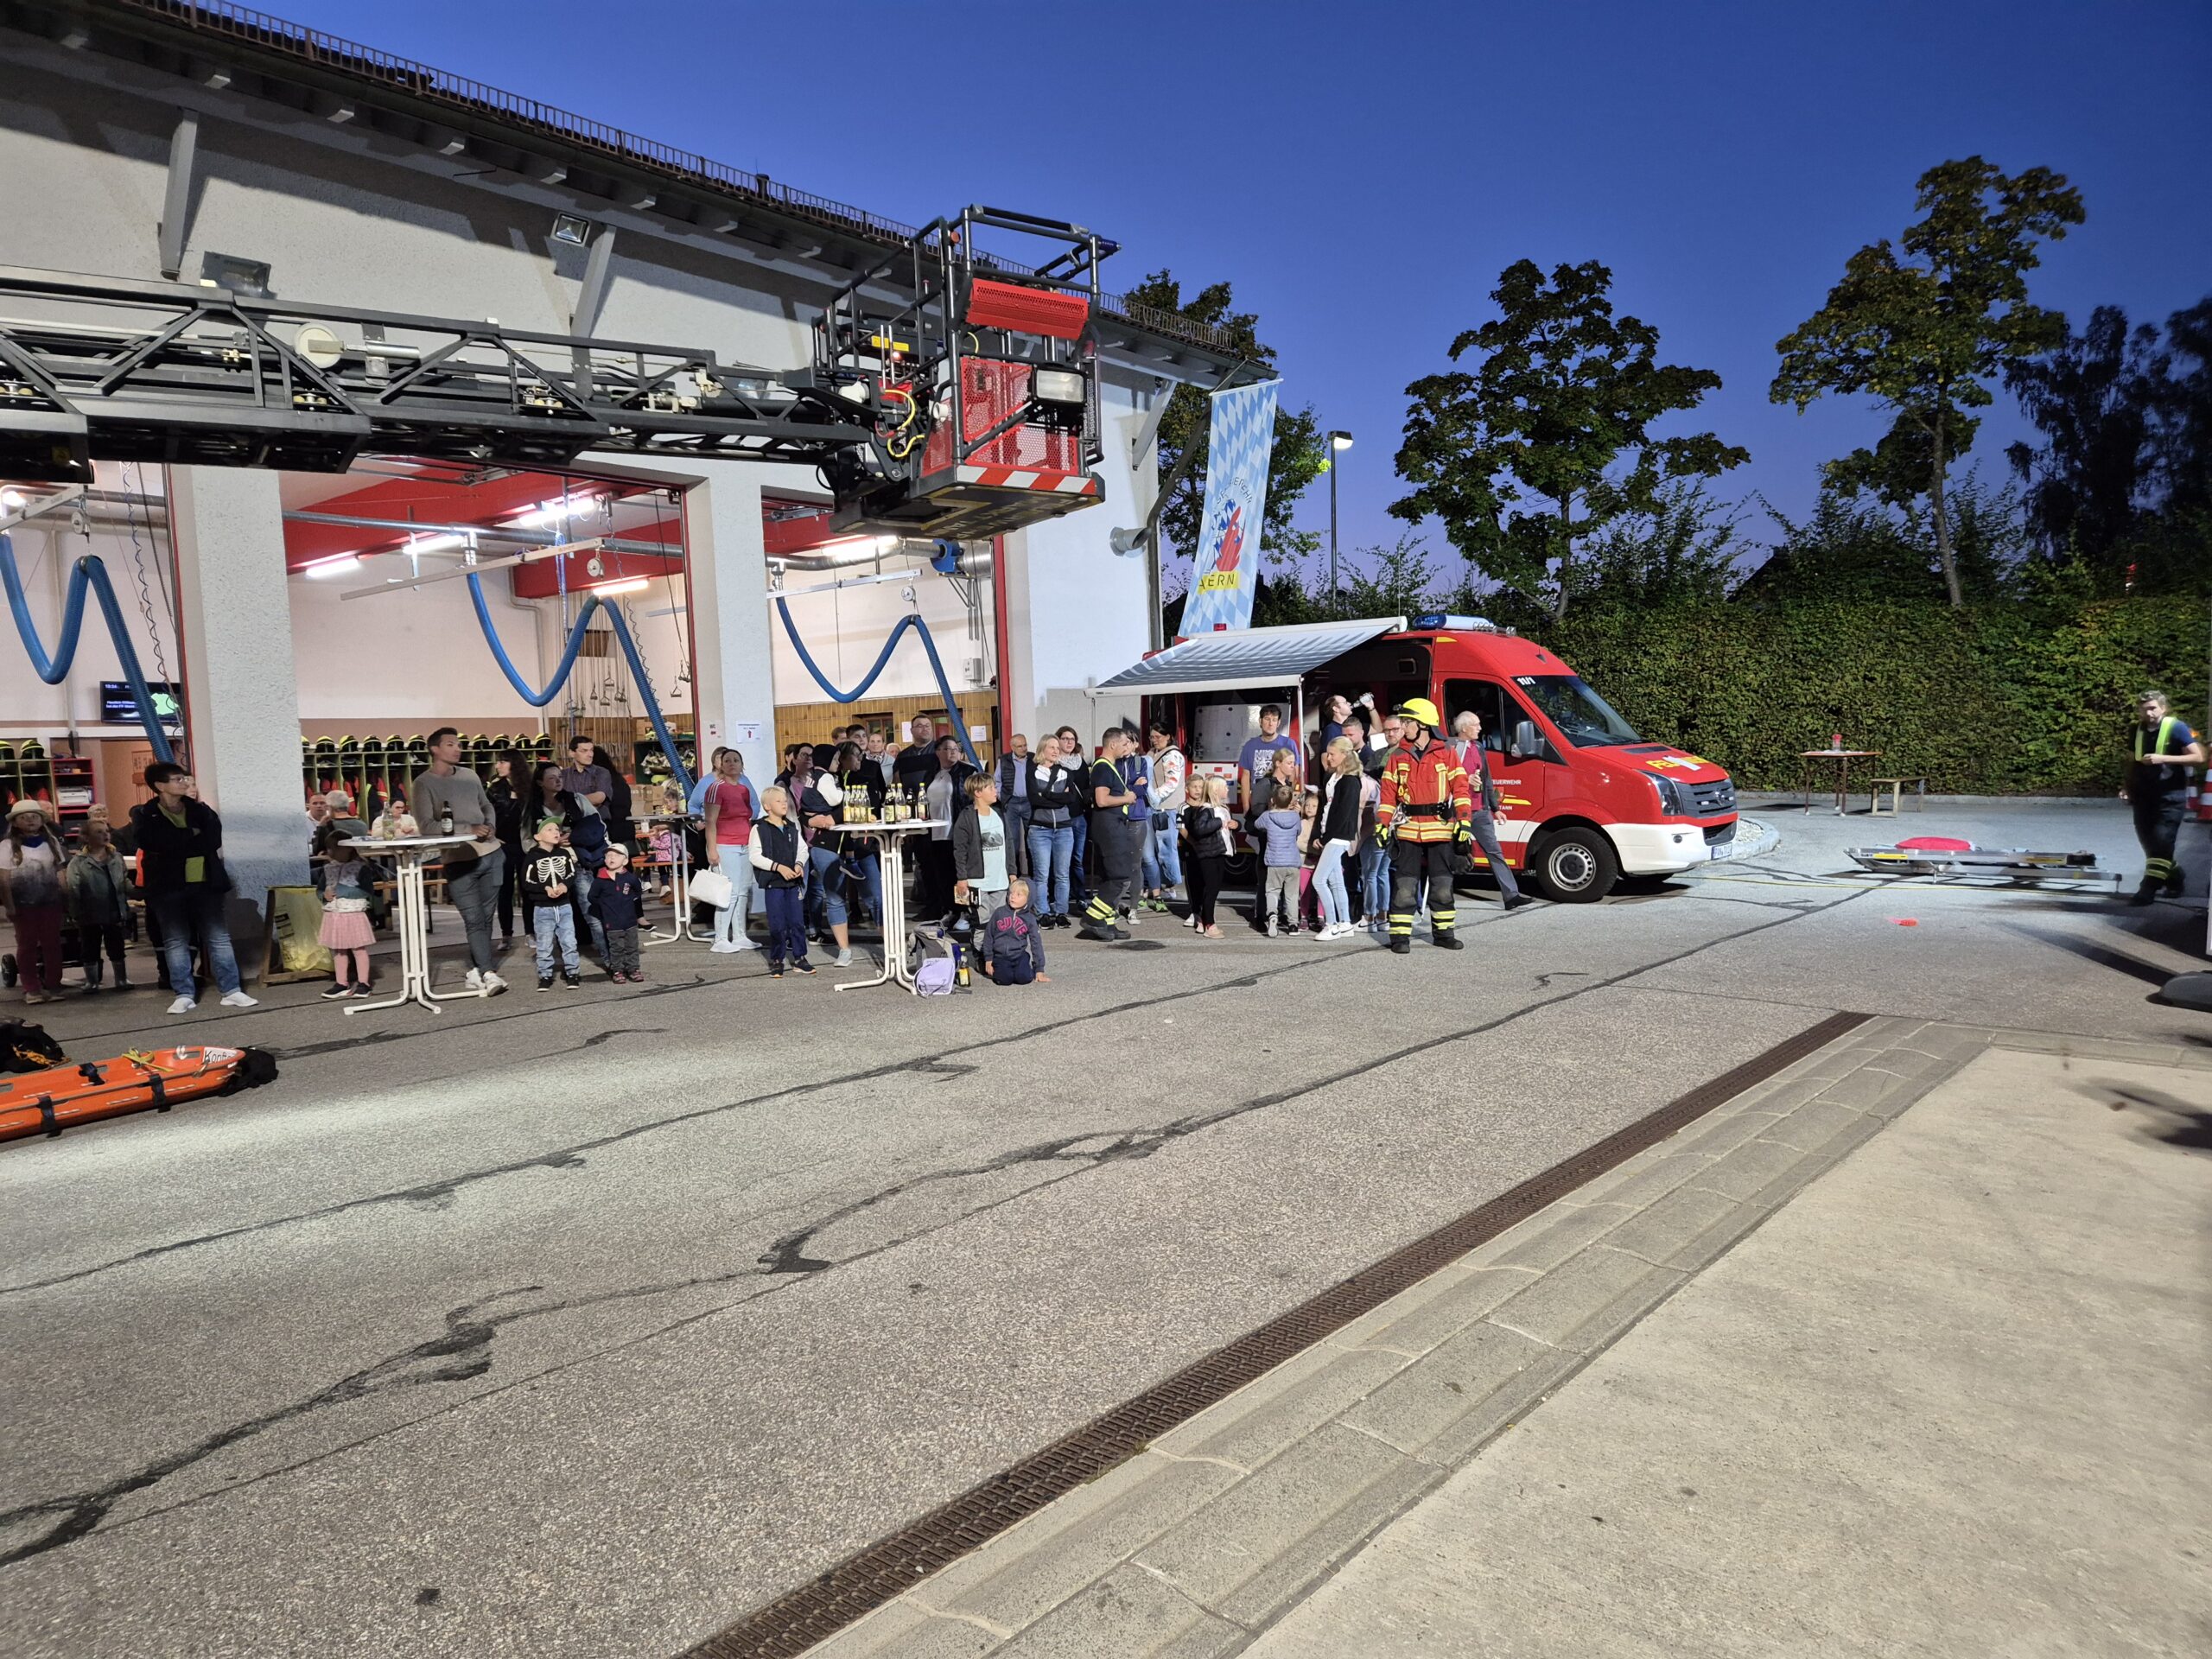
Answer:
[
  {"left": 1481, "top": 1244, "right": 1683, "bottom": 1353},
  {"left": 1142, "top": 1426, "right": 1440, "bottom": 1628},
  {"left": 1243, "top": 1041, "right": 2212, "bottom": 1658},
  {"left": 1334, "top": 1319, "right": 1562, "bottom": 1459},
  {"left": 1153, "top": 1344, "right": 1413, "bottom": 1473},
  {"left": 991, "top": 1563, "right": 1237, "bottom": 1659}
]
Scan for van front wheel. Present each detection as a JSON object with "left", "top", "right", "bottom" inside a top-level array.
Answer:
[{"left": 1531, "top": 827, "right": 1618, "bottom": 903}]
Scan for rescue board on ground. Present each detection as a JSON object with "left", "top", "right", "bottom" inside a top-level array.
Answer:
[
  {"left": 1845, "top": 837, "right": 2121, "bottom": 890},
  {"left": 0, "top": 1045, "right": 280, "bottom": 1142}
]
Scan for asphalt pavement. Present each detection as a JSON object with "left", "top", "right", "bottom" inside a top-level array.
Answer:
[{"left": 0, "top": 797, "right": 2202, "bottom": 1657}]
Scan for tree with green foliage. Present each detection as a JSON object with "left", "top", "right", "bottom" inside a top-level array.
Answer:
[
  {"left": 2003, "top": 304, "right": 2168, "bottom": 580},
  {"left": 1740, "top": 473, "right": 2028, "bottom": 605},
  {"left": 1771, "top": 156, "right": 2085, "bottom": 609},
  {"left": 1392, "top": 259, "right": 1747, "bottom": 623},
  {"left": 1122, "top": 271, "right": 1326, "bottom": 585}
]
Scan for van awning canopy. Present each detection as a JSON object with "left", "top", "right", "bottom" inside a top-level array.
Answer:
[{"left": 1095, "top": 618, "right": 1408, "bottom": 696}]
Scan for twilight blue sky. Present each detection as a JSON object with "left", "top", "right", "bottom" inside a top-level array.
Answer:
[{"left": 283, "top": 0, "right": 2210, "bottom": 576}]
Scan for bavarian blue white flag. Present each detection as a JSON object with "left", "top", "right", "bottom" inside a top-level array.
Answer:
[{"left": 1179, "top": 380, "right": 1280, "bottom": 634}]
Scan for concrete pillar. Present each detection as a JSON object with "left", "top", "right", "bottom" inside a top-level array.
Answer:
[
  {"left": 681, "top": 470, "right": 778, "bottom": 777},
  {"left": 167, "top": 467, "right": 308, "bottom": 907}
]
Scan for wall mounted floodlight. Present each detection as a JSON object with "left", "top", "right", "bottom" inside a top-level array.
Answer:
[
  {"left": 552, "top": 213, "right": 594, "bottom": 246},
  {"left": 200, "top": 251, "right": 272, "bottom": 296}
]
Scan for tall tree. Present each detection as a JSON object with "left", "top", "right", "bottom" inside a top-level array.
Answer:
[
  {"left": 2154, "top": 296, "right": 2212, "bottom": 518},
  {"left": 1122, "top": 271, "right": 1325, "bottom": 580},
  {"left": 1391, "top": 259, "right": 1746, "bottom": 622},
  {"left": 2003, "top": 305, "right": 2168, "bottom": 576},
  {"left": 1771, "top": 156, "right": 2084, "bottom": 608}
]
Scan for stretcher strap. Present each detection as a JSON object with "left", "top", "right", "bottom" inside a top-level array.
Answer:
[
  {"left": 0, "top": 532, "right": 177, "bottom": 762},
  {"left": 772, "top": 600, "right": 982, "bottom": 769},
  {"left": 465, "top": 573, "right": 694, "bottom": 795}
]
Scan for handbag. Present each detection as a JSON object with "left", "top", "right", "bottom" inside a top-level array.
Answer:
[{"left": 689, "top": 867, "right": 734, "bottom": 910}]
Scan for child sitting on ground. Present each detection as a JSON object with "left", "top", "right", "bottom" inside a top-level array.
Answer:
[
  {"left": 316, "top": 836, "right": 377, "bottom": 1000},
  {"left": 588, "top": 843, "right": 648, "bottom": 984},
  {"left": 1255, "top": 784, "right": 1305, "bottom": 937},
  {"left": 982, "top": 876, "right": 1048, "bottom": 985},
  {"left": 521, "top": 819, "right": 582, "bottom": 990}
]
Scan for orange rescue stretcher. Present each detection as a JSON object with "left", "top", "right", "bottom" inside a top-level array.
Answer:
[{"left": 0, "top": 1044, "right": 279, "bottom": 1141}]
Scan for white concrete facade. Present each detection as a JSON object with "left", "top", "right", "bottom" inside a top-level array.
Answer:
[{"left": 0, "top": 16, "right": 1190, "bottom": 873}]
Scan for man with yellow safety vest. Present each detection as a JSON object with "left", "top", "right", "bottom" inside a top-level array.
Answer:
[
  {"left": 2123, "top": 690, "right": 2204, "bottom": 905},
  {"left": 1375, "top": 697, "right": 1471, "bottom": 954}
]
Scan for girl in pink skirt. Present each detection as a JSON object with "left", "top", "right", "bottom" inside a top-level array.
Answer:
[{"left": 318, "top": 839, "right": 378, "bottom": 1000}]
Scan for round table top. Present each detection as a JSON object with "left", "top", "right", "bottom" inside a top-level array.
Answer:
[
  {"left": 841, "top": 818, "right": 950, "bottom": 833},
  {"left": 1798, "top": 750, "right": 1881, "bottom": 759},
  {"left": 341, "top": 833, "right": 482, "bottom": 851}
]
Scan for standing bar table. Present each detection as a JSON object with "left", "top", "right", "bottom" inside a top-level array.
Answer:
[
  {"left": 632, "top": 813, "right": 709, "bottom": 945},
  {"left": 1797, "top": 749, "right": 1881, "bottom": 816},
  {"left": 835, "top": 819, "right": 947, "bottom": 994},
  {"left": 343, "top": 834, "right": 493, "bottom": 1014}
]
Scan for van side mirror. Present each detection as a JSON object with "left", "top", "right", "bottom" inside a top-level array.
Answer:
[{"left": 1510, "top": 719, "right": 1545, "bottom": 761}]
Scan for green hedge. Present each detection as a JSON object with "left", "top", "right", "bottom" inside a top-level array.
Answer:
[{"left": 1541, "top": 598, "right": 2209, "bottom": 794}]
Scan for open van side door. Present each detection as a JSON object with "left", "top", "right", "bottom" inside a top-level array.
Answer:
[{"left": 1444, "top": 677, "right": 1554, "bottom": 868}]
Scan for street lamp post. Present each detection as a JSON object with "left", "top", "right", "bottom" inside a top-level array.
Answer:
[{"left": 1325, "top": 429, "right": 1354, "bottom": 596}]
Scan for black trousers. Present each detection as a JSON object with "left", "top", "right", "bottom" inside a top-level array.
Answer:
[
  {"left": 79, "top": 920, "right": 128, "bottom": 984},
  {"left": 1083, "top": 814, "right": 1141, "bottom": 925},
  {"left": 496, "top": 837, "right": 523, "bottom": 936},
  {"left": 1389, "top": 839, "right": 1459, "bottom": 940},
  {"left": 1188, "top": 851, "right": 1226, "bottom": 926},
  {"left": 2133, "top": 791, "right": 2186, "bottom": 888}
]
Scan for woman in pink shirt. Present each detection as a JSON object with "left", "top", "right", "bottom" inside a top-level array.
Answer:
[{"left": 702, "top": 748, "right": 757, "bottom": 951}]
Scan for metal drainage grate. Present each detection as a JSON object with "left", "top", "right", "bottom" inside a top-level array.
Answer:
[{"left": 683, "top": 1008, "right": 1872, "bottom": 1658}]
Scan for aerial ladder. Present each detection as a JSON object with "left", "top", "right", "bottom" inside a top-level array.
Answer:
[{"left": 0, "top": 206, "right": 1109, "bottom": 540}]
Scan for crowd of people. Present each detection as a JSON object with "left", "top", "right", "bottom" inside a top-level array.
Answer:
[{"left": 0, "top": 693, "right": 1543, "bottom": 1014}]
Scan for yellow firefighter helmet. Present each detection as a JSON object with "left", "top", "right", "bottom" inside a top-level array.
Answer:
[{"left": 1394, "top": 696, "right": 1442, "bottom": 731}]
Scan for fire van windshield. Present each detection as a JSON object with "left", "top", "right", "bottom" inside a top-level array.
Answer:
[{"left": 1518, "top": 676, "right": 1641, "bottom": 748}]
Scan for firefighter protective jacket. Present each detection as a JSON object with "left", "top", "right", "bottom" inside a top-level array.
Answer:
[{"left": 1376, "top": 737, "right": 1472, "bottom": 842}]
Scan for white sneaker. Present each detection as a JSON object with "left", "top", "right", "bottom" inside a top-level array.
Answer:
[
  {"left": 482, "top": 971, "right": 508, "bottom": 995},
  {"left": 709, "top": 942, "right": 742, "bottom": 955},
  {"left": 731, "top": 938, "right": 760, "bottom": 951},
  {"left": 465, "top": 968, "right": 484, "bottom": 990},
  {"left": 832, "top": 948, "right": 854, "bottom": 968},
  {"left": 167, "top": 995, "right": 196, "bottom": 1015},
  {"left": 219, "top": 989, "right": 258, "bottom": 1009}
]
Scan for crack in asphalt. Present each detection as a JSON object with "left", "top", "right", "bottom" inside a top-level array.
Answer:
[{"left": 0, "top": 884, "right": 1875, "bottom": 1565}]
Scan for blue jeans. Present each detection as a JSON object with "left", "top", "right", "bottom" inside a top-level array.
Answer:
[
  {"left": 1359, "top": 841, "right": 1389, "bottom": 924},
  {"left": 1314, "top": 838, "right": 1352, "bottom": 926},
  {"left": 840, "top": 847, "right": 882, "bottom": 924},
  {"left": 763, "top": 885, "right": 807, "bottom": 964},
  {"left": 810, "top": 842, "right": 849, "bottom": 927},
  {"left": 1142, "top": 810, "right": 1183, "bottom": 893},
  {"left": 1027, "top": 822, "right": 1074, "bottom": 916},
  {"left": 533, "top": 903, "right": 579, "bottom": 976},
  {"left": 1068, "top": 814, "right": 1089, "bottom": 905},
  {"left": 150, "top": 887, "right": 242, "bottom": 998}
]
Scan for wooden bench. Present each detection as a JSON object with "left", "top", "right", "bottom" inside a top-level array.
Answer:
[{"left": 1868, "top": 777, "right": 1927, "bottom": 816}]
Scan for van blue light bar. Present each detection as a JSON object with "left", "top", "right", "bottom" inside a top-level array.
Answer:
[{"left": 1409, "top": 613, "right": 1506, "bottom": 633}]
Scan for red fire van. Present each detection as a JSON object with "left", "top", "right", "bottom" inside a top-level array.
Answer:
[{"left": 1098, "top": 614, "right": 1745, "bottom": 901}]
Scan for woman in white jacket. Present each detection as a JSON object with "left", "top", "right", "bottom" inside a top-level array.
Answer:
[{"left": 1140, "top": 716, "right": 1186, "bottom": 912}]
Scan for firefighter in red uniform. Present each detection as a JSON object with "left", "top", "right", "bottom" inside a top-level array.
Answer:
[{"left": 1375, "top": 697, "right": 1471, "bottom": 954}]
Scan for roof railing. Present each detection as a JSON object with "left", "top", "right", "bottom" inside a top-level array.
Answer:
[{"left": 113, "top": 0, "right": 1241, "bottom": 355}]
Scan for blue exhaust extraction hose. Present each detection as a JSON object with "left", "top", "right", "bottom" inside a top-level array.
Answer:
[
  {"left": 772, "top": 597, "right": 981, "bottom": 767},
  {"left": 466, "top": 571, "right": 694, "bottom": 797},
  {"left": 0, "top": 531, "right": 177, "bottom": 762}
]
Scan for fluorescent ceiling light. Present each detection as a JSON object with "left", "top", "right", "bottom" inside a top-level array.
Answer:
[
  {"left": 509, "top": 497, "right": 603, "bottom": 530},
  {"left": 302, "top": 554, "right": 360, "bottom": 579},
  {"left": 407, "top": 532, "right": 467, "bottom": 555},
  {"left": 589, "top": 577, "right": 650, "bottom": 595},
  {"left": 0, "top": 488, "right": 24, "bottom": 509}
]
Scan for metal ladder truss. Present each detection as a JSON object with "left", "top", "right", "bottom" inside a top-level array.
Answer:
[{"left": 0, "top": 263, "right": 883, "bottom": 484}]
